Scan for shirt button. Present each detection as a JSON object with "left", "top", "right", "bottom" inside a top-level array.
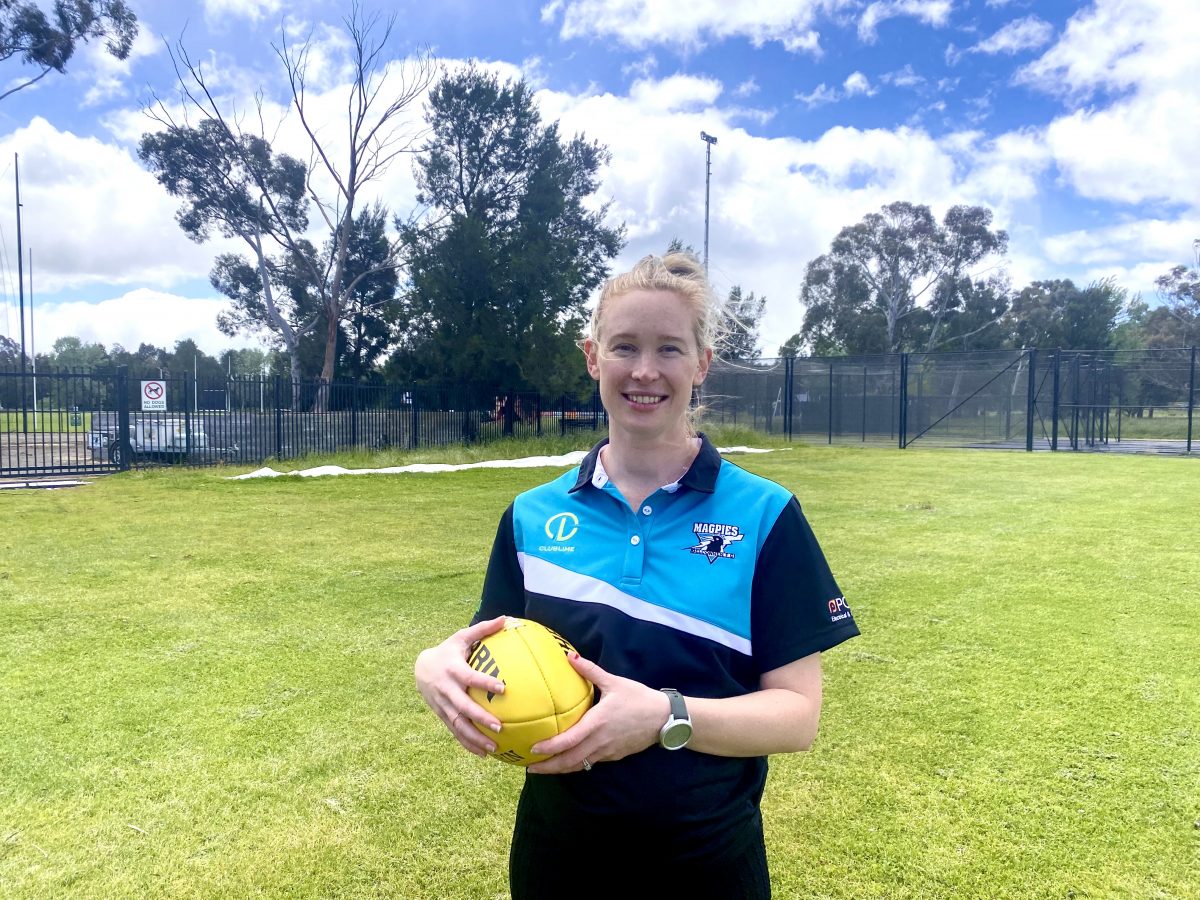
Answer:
[
  {"left": 630, "top": 535, "right": 641, "bottom": 546},
  {"left": 641, "top": 505, "right": 652, "bottom": 516}
]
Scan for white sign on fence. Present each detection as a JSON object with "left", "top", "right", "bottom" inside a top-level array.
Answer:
[{"left": 141, "top": 380, "right": 167, "bottom": 411}]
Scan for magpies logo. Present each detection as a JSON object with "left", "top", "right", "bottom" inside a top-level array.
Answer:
[{"left": 687, "top": 522, "right": 744, "bottom": 564}]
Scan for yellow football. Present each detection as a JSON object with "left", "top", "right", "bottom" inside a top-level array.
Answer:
[{"left": 467, "top": 618, "right": 594, "bottom": 766}]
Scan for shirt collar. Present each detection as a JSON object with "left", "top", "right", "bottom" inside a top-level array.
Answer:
[{"left": 569, "top": 433, "right": 721, "bottom": 495}]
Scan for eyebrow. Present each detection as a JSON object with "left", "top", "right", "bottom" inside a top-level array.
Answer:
[{"left": 606, "top": 332, "right": 690, "bottom": 344}]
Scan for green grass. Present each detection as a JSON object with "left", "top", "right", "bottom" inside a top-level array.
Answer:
[
  {"left": 1, "top": 435, "right": 1197, "bottom": 898},
  {"left": 0, "top": 410, "right": 91, "bottom": 433}
]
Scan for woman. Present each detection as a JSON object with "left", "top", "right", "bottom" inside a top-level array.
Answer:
[{"left": 415, "top": 252, "right": 859, "bottom": 898}]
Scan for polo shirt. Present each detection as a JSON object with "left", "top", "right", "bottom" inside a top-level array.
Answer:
[{"left": 474, "top": 434, "right": 859, "bottom": 860}]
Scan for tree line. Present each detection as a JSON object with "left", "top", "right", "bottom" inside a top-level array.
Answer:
[
  {"left": 779, "top": 200, "right": 1200, "bottom": 360},
  {"left": 4, "top": 7, "right": 1198, "bottom": 398}
]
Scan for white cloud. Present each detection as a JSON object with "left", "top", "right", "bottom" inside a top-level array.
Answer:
[
  {"left": 76, "top": 27, "right": 162, "bottom": 107},
  {"left": 796, "top": 83, "right": 839, "bottom": 108},
  {"left": 0, "top": 118, "right": 234, "bottom": 295},
  {"left": 1015, "top": 0, "right": 1200, "bottom": 208},
  {"left": 31, "top": 290, "right": 265, "bottom": 357},
  {"left": 858, "top": 0, "right": 953, "bottom": 44},
  {"left": 629, "top": 74, "right": 723, "bottom": 111},
  {"left": 621, "top": 54, "right": 658, "bottom": 79},
  {"left": 882, "top": 64, "right": 925, "bottom": 88},
  {"left": 843, "top": 71, "right": 875, "bottom": 97},
  {"left": 541, "top": 0, "right": 848, "bottom": 54},
  {"left": 204, "top": 0, "right": 283, "bottom": 26},
  {"left": 1042, "top": 218, "right": 1200, "bottom": 268},
  {"left": 733, "top": 77, "right": 759, "bottom": 98},
  {"left": 970, "top": 15, "right": 1054, "bottom": 56}
]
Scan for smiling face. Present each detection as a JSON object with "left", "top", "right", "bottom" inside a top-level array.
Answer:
[{"left": 585, "top": 289, "right": 712, "bottom": 444}]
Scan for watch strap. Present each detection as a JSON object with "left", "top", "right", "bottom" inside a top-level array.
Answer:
[{"left": 661, "top": 688, "right": 687, "bottom": 721}]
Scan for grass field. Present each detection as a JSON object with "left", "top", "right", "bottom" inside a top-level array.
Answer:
[
  {"left": 0, "top": 410, "right": 92, "bottom": 433},
  {"left": 1, "top": 431, "right": 1197, "bottom": 898}
]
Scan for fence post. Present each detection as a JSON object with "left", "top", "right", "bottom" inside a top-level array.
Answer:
[
  {"left": 351, "top": 382, "right": 359, "bottom": 448},
  {"left": 410, "top": 388, "right": 420, "bottom": 449},
  {"left": 115, "top": 365, "right": 131, "bottom": 471},
  {"left": 898, "top": 353, "right": 908, "bottom": 449},
  {"left": 273, "top": 376, "right": 283, "bottom": 458},
  {"left": 827, "top": 363, "right": 834, "bottom": 445},
  {"left": 184, "top": 370, "right": 193, "bottom": 460},
  {"left": 784, "top": 356, "right": 794, "bottom": 440},
  {"left": 1051, "top": 349, "right": 1061, "bottom": 451},
  {"left": 1187, "top": 346, "right": 1196, "bottom": 454},
  {"left": 1025, "top": 348, "right": 1036, "bottom": 452}
]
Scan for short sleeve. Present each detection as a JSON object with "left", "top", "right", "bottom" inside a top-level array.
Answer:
[
  {"left": 750, "top": 496, "right": 859, "bottom": 674},
  {"left": 471, "top": 504, "right": 526, "bottom": 625}
]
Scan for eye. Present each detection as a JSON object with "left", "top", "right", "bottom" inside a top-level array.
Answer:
[
  {"left": 610, "top": 342, "right": 636, "bottom": 355},
  {"left": 660, "top": 345, "right": 683, "bottom": 355}
]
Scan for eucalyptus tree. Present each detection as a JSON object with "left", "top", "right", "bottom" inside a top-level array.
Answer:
[
  {"left": 0, "top": 0, "right": 136, "bottom": 100},
  {"left": 140, "top": 4, "right": 432, "bottom": 408}
]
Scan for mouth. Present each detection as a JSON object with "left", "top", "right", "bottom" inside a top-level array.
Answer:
[{"left": 623, "top": 393, "right": 666, "bottom": 407}]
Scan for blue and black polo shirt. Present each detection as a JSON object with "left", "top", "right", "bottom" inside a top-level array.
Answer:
[{"left": 474, "top": 434, "right": 859, "bottom": 859}]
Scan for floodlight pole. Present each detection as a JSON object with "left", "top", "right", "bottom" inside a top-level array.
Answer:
[
  {"left": 700, "top": 131, "right": 718, "bottom": 272},
  {"left": 15, "top": 152, "right": 28, "bottom": 433}
]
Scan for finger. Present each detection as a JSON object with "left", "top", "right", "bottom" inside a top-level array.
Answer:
[
  {"left": 529, "top": 715, "right": 592, "bottom": 758},
  {"left": 457, "top": 615, "right": 508, "bottom": 647},
  {"left": 447, "top": 694, "right": 503, "bottom": 735},
  {"left": 448, "top": 712, "right": 498, "bottom": 758},
  {"left": 566, "top": 650, "right": 608, "bottom": 686},
  {"left": 527, "top": 752, "right": 590, "bottom": 775}
]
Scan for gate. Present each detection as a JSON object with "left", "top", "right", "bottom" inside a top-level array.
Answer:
[{"left": 0, "top": 368, "right": 117, "bottom": 477}]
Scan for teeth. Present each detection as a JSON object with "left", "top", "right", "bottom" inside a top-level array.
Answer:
[{"left": 628, "top": 394, "right": 663, "bottom": 404}]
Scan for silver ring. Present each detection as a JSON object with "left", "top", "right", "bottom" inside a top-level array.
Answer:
[{"left": 582, "top": 758, "right": 592, "bottom": 772}]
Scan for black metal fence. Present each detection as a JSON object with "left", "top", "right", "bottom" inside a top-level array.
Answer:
[
  {"left": 701, "top": 346, "right": 1197, "bottom": 454},
  {"left": 1, "top": 347, "right": 1196, "bottom": 477},
  {"left": 0, "top": 367, "right": 604, "bottom": 478}
]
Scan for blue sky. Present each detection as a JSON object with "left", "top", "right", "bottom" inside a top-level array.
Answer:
[{"left": 1, "top": 0, "right": 1197, "bottom": 358}]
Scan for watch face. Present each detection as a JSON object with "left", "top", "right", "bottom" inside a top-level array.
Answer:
[{"left": 661, "top": 721, "right": 693, "bottom": 750}]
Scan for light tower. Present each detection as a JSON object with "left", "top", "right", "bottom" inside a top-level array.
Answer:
[{"left": 700, "top": 131, "right": 718, "bottom": 271}]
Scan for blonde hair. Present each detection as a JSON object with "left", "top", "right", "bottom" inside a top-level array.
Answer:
[
  {"left": 586, "top": 252, "right": 722, "bottom": 353},
  {"left": 584, "top": 251, "right": 724, "bottom": 435}
]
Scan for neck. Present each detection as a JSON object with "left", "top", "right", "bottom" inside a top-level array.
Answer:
[{"left": 602, "top": 429, "right": 698, "bottom": 489}]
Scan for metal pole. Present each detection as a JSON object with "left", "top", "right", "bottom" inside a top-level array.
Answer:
[
  {"left": 1187, "top": 346, "right": 1196, "bottom": 454},
  {"left": 899, "top": 353, "right": 909, "bottom": 449},
  {"left": 1025, "top": 348, "right": 1036, "bottom": 452},
  {"left": 15, "top": 153, "right": 27, "bottom": 434},
  {"left": 29, "top": 247, "right": 36, "bottom": 431},
  {"left": 700, "top": 131, "right": 718, "bottom": 271},
  {"left": 1051, "top": 349, "right": 1061, "bottom": 451}
]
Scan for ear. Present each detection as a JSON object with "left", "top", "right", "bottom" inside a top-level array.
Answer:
[
  {"left": 693, "top": 347, "right": 713, "bottom": 385},
  {"left": 584, "top": 338, "right": 601, "bottom": 381}
]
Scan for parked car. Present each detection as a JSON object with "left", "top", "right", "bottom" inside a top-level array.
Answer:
[{"left": 86, "top": 417, "right": 209, "bottom": 466}]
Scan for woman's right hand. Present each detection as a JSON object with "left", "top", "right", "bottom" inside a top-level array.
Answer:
[{"left": 414, "top": 615, "right": 509, "bottom": 757}]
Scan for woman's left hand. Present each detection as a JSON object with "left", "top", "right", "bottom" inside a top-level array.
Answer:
[{"left": 526, "top": 652, "right": 669, "bottom": 775}]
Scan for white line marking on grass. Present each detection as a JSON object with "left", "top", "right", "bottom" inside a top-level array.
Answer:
[{"left": 227, "top": 447, "right": 784, "bottom": 480}]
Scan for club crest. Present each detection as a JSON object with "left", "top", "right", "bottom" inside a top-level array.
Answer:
[{"left": 687, "top": 522, "right": 744, "bottom": 564}]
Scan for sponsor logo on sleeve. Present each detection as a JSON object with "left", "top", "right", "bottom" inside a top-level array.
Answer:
[{"left": 827, "top": 596, "right": 852, "bottom": 622}]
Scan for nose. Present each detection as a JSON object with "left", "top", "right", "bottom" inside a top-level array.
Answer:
[{"left": 631, "top": 350, "right": 659, "bottom": 382}]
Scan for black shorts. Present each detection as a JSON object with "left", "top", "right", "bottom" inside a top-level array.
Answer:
[{"left": 508, "top": 787, "right": 771, "bottom": 900}]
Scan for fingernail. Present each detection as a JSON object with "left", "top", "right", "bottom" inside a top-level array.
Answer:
[
  {"left": 568, "top": 651, "right": 578, "bottom": 661},
  {"left": 491, "top": 723, "right": 501, "bottom": 733},
  {"left": 486, "top": 744, "right": 496, "bottom": 753},
  {"left": 493, "top": 682, "right": 505, "bottom": 693}
]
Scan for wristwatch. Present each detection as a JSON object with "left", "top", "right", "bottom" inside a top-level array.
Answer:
[{"left": 658, "top": 688, "right": 693, "bottom": 750}]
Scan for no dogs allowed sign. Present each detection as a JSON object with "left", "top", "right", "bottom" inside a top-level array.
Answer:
[{"left": 141, "top": 380, "right": 167, "bottom": 411}]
